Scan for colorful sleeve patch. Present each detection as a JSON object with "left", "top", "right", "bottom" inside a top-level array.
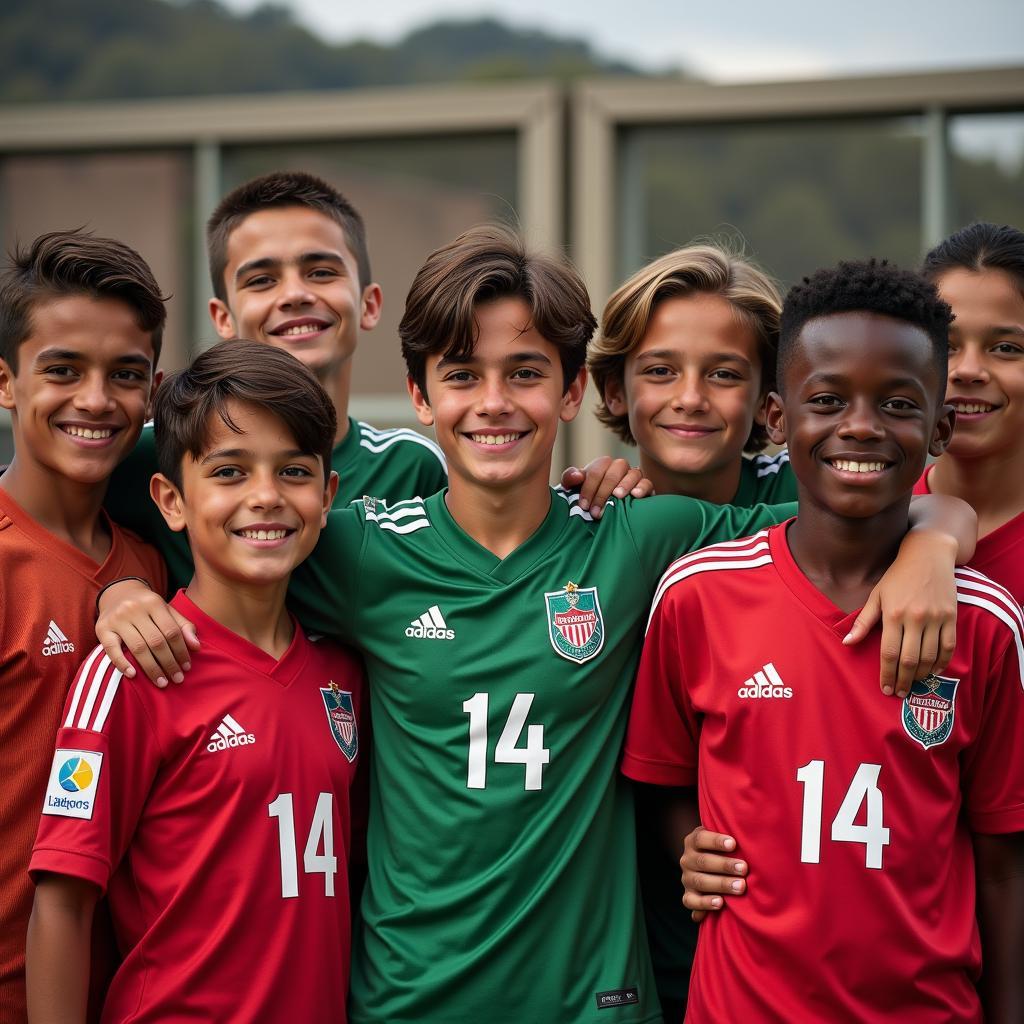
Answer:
[{"left": 42, "top": 748, "right": 103, "bottom": 819}]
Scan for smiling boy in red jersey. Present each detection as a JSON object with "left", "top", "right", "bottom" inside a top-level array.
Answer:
[
  {"left": 0, "top": 232, "right": 166, "bottom": 1024},
  {"left": 27, "top": 343, "right": 365, "bottom": 1023},
  {"left": 624, "top": 260, "right": 1024, "bottom": 1022}
]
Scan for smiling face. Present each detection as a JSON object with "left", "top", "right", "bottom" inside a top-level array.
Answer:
[
  {"left": 603, "top": 293, "right": 764, "bottom": 496},
  {"left": 768, "top": 311, "right": 953, "bottom": 520},
  {"left": 935, "top": 267, "right": 1024, "bottom": 463},
  {"left": 407, "top": 296, "right": 585, "bottom": 498},
  {"left": 0, "top": 294, "right": 155, "bottom": 486},
  {"left": 209, "top": 206, "right": 381, "bottom": 380},
  {"left": 152, "top": 399, "right": 336, "bottom": 589}
]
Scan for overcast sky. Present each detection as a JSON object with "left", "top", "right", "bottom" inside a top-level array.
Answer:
[{"left": 220, "top": 0, "right": 1024, "bottom": 81}]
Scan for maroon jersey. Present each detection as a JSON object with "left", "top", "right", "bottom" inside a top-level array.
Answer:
[
  {"left": 31, "top": 591, "right": 365, "bottom": 1024},
  {"left": 915, "top": 464, "right": 1024, "bottom": 604},
  {"left": 623, "top": 524, "right": 1024, "bottom": 1024}
]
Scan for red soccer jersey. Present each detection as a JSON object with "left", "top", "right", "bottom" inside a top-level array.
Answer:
[
  {"left": 623, "top": 523, "right": 1024, "bottom": 1024},
  {"left": 915, "top": 464, "right": 1024, "bottom": 604},
  {"left": 30, "top": 591, "right": 365, "bottom": 1024},
  {"left": 0, "top": 486, "right": 165, "bottom": 1024}
]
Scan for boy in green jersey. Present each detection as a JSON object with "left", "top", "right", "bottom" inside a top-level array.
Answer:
[{"left": 98, "top": 226, "right": 972, "bottom": 1023}]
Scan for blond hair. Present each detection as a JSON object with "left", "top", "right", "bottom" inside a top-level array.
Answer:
[{"left": 588, "top": 244, "right": 781, "bottom": 450}]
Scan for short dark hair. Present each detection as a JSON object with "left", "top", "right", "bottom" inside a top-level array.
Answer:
[
  {"left": 778, "top": 259, "right": 953, "bottom": 393},
  {"left": 207, "top": 171, "right": 372, "bottom": 301},
  {"left": 0, "top": 230, "right": 166, "bottom": 372},
  {"left": 400, "top": 224, "right": 596, "bottom": 396},
  {"left": 922, "top": 221, "right": 1024, "bottom": 296},
  {"left": 153, "top": 340, "right": 336, "bottom": 491}
]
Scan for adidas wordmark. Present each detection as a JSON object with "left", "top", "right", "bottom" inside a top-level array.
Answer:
[
  {"left": 42, "top": 620, "right": 75, "bottom": 657},
  {"left": 405, "top": 605, "right": 455, "bottom": 641},
  {"left": 737, "top": 662, "right": 793, "bottom": 699},
  {"left": 207, "top": 713, "right": 256, "bottom": 753}
]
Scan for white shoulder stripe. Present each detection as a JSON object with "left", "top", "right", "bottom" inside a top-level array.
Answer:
[
  {"left": 357, "top": 423, "right": 447, "bottom": 467},
  {"left": 648, "top": 548, "right": 773, "bottom": 631},
  {"left": 65, "top": 645, "right": 105, "bottom": 728},
  {"left": 955, "top": 572, "right": 1024, "bottom": 631},
  {"left": 754, "top": 450, "right": 790, "bottom": 477},
  {"left": 955, "top": 592, "right": 1024, "bottom": 687},
  {"left": 74, "top": 653, "right": 123, "bottom": 732},
  {"left": 92, "top": 665, "right": 124, "bottom": 732},
  {"left": 376, "top": 519, "right": 431, "bottom": 535},
  {"left": 656, "top": 529, "right": 772, "bottom": 582},
  {"left": 366, "top": 504, "right": 428, "bottom": 523}
]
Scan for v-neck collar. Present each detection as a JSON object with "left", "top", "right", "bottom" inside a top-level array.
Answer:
[
  {"left": 424, "top": 488, "right": 571, "bottom": 584},
  {"left": 0, "top": 485, "right": 123, "bottom": 583},
  {"left": 172, "top": 590, "right": 309, "bottom": 687},
  {"left": 768, "top": 521, "right": 863, "bottom": 638}
]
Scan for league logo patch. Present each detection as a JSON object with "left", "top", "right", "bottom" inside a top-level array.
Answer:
[
  {"left": 320, "top": 681, "right": 358, "bottom": 762},
  {"left": 545, "top": 581, "right": 605, "bottom": 664},
  {"left": 42, "top": 749, "right": 103, "bottom": 819},
  {"left": 902, "top": 673, "right": 960, "bottom": 750}
]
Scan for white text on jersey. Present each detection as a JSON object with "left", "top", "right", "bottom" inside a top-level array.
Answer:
[
  {"left": 42, "top": 619, "right": 75, "bottom": 657},
  {"left": 207, "top": 713, "right": 256, "bottom": 752},
  {"left": 405, "top": 605, "right": 455, "bottom": 641},
  {"left": 738, "top": 663, "right": 793, "bottom": 699}
]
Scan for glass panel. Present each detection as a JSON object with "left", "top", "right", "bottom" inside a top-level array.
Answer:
[
  {"left": 0, "top": 150, "right": 193, "bottom": 461},
  {"left": 617, "top": 118, "right": 924, "bottom": 291},
  {"left": 949, "top": 112, "right": 1024, "bottom": 231},
  {"left": 221, "top": 135, "right": 519, "bottom": 429}
]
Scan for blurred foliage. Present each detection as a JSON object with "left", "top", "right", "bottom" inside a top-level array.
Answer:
[
  {"left": 622, "top": 118, "right": 1024, "bottom": 288},
  {"left": 0, "top": 0, "right": 643, "bottom": 102}
]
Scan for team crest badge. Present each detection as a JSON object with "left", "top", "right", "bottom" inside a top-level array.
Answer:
[
  {"left": 545, "top": 581, "right": 605, "bottom": 664},
  {"left": 902, "top": 673, "right": 960, "bottom": 749},
  {"left": 320, "top": 681, "right": 358, "bottom": 762}
]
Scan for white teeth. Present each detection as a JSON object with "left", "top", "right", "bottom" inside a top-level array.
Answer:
[
  {"left": 953, "top": 402, "right": 994, "bottom": 414},
  {"left": 278, "top": 324, "right": 321, "bottom": 337},
  {"left": 63, "top": 426, "right": 113, "bottom": 439},
  {"left": 470, "top": 433, "right": 522, "bottom": 445},
  {"left": 239, "top": 529, "right": 288, "bottom": 540},
  {"left": 831, "top": 459, "right": 886, "bottom": 473}
]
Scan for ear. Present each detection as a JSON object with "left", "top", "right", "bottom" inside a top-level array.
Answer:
[
  {"left": 321, "top": 469, "right": 340, "bottom": 526},
  {"left": 359, "top": 284, "right": 383, "bottom": 332},
  {"left": 764, "top": 391, "right": 787, "bottom": 446},
  {"left": 603, "top": 373, "right": 628, "bottom": 418},
  {"left": 149, "top": 473, "right": 188, "bottom": 533},
  {"left": 559, "top": 366, "right": 588, "bottom": 424},
  {"left": 407, "top": 375, "right": 434, "bottom": 428},
  {"left": 208, "top": 298, "right": 237, "bottom": 341},
  {"left": 0, "top": 357, "right": 16, "bottom": 412},
  {"left": 929, "top": 403, "right": 956, "bottom": 458}
]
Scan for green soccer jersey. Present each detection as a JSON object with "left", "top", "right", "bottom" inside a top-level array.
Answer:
[
  {"left": 641, "top": 447, "right": 798, "bottom": 1014},
  {"left": 287, "top": 487, "right": 794, "bottom": 1024},
  {"left": 104, "top": 417, "right": 448, "bottom": 591}
]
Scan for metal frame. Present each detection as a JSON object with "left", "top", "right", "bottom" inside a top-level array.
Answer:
[{"left": 570, "top": 65, "right": 1024, "bottom": 463}]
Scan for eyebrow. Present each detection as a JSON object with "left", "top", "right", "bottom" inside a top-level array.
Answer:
[
  {"left": 803, "top": 372, "right": 925, "bottom": 392},
  {"left": 634, "top": 348, "right": 752, "bottom": 364},
  {"left": 200, "top": 447, "right": 311, "bottom": 464},
  {"left": 35, "top": 348, "right": 151, "bottom": 368},
  {"left": 436, "top": 350, "right": 554, "bottom": 370},
  {"left": 234, "top": 250, "right": 346, "bottom": 283}
]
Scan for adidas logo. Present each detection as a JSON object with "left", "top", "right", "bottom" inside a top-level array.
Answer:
[
  {"left": 206, "top": 713, "right": 256, "bottom": 753},
  {"left": 42, "top": 620, "right": 75, "bottom": 658},
  {"left": 737, "top": 662, "right": 793, "bottom": 699},
  {"left": 405, "top": 605, "right": 455, "bottom": 641}
]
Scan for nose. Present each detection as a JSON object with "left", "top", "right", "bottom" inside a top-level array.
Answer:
[
  {"left": 246, "top": 469, "right": 285, "bottom": 510},
  {"left": 475, "top": 374, "right": 513, "bottom": 417},
  {"left": 277, "top": 268, "right": 316, "bottom": 308},
  {"left": 670, "top": 370, "right": 709, "bottom": 414},
  {"left": 837, "top": 397, "right": 885, "bottom": 441},
  {"left": 72, "top": 371, "right": 116, "bottom": 416},
  {"left": 949, "top": 342, "right": 988, "bottom": 386}
]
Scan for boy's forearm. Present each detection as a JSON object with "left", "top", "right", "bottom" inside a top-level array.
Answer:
[
  {"left": 907, "top": 493, "right": 977, "bottom": 565},
  {"left": 26, "top": 878, "right": 97, "bottom": 1024},
  {"left": 974, "top": 832, "right": 1024, "bottom": 1024}
]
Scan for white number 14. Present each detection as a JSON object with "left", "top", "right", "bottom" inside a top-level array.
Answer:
[
  {"left": 796, "top": 760, "right": 890, "bottom": 869},
  {"left": 463, "top": 692, "right": 550, "bottom": 791}
]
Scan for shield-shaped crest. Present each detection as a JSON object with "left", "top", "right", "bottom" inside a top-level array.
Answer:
[
  {"left": 320, "top": 684, "right": 358, "bottom": 762},
  {"left": 902, "top": 674, "right": 960, "bottom": 750},
  {"left": 544, "top": 582, "right": 605, "bottom": 664}
]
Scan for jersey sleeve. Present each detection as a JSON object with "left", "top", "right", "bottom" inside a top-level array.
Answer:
[
  {"left": 962, "top": 627, "right": 1024, "bottom": 835},
  {"left": 410, "top": 446, "right": 448, "bottom": 499},
  {"left": 29, "top": 647, "right": 162, "bottom": 892},
  {"left": 621, "top": 586, "right": 700, "bottom": 788},
  {"left": 622, "top": 494, "right": 796, "bottom": 589},
  {"left": 286, "top": 503, "right": 367, "bottom": 641}
]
